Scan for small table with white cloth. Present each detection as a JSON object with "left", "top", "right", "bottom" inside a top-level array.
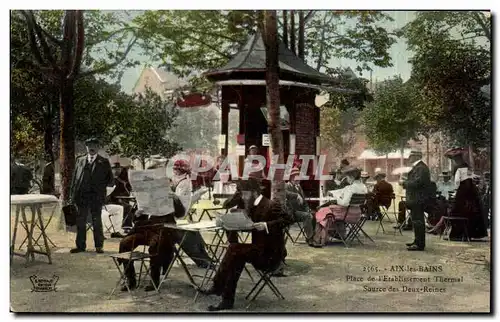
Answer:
[{"left": 11, "top": 194, "right": 59, "bottom": 264}]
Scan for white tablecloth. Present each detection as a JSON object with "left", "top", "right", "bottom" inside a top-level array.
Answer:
[{"left": 11, "top": 194, "right": 59, "bottom": 205}]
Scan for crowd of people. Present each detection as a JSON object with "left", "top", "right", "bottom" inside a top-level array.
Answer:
[{"left": 10, "top": 138, "right": 491, "bottom": 311}]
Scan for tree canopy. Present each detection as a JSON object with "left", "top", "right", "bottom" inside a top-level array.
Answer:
[
  {"left": 362, "top": 76, "right": 420, "bottom": 153},
  {"left": 107, "top": 88, "right": 181, "bottom": 169},
  {"left": 402, "top": 11, "right": 491, "bottom": 149}
]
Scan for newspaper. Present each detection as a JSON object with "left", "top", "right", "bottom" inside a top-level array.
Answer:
[
  {"left": 129, "top": 168, "right": 174, "bottom": 216},
  {"left": 215, "top": 210, "right": 254, "bottom": 231}
]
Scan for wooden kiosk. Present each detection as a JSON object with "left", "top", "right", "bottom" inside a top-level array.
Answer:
[{"left": 204, "top": 31, "right": 341, "bottom": 202}]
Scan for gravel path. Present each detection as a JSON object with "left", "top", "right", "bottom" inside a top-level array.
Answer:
[{"left": 10, "top": 209, "right": 490, "bottom": 313}]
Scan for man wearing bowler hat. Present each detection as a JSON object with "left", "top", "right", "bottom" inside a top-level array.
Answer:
[{"left": 69, "top": 138, "right": 114, "bottom": 253}]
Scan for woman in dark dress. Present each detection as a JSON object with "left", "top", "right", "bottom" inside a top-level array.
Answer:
[{"left": 428, "top": 149, "right": 488, "bottom": 240}]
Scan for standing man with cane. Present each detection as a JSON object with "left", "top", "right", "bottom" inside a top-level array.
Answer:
[{"left": 69, "top": 138, "right": 114, "bottom": 254}]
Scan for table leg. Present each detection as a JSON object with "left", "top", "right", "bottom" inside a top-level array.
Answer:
[
  {"left": 20, "top": 206, "right": 35, "bottom": 264},
  {"left": 36, "top": 205, "right": 52, "bottom": 264},
  {"left": 11, "top": 206, "right": 21, "bottom": 262}
]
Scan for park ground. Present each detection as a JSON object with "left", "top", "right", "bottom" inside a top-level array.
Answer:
[{"left": 10, "top": 199, "right": 491, "bottom": 313}]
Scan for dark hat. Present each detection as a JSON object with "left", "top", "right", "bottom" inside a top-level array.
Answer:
[
  {"left": 341, "top": 159, "right": 350, "bottom": 166},
  {"left": 85, "top": 137, "right": 99, "bottom": 145},
  {"left": 111, "top": 162, "right": 121, "bottom": 169},
  {"left": 374, "top": 171, "right": 386, "bottom": 179},
  {"left": 342, "top": 166, "right": 361, "bottom": 176}
]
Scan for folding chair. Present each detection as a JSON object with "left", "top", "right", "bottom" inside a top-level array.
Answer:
[
  {"left": 287, "top": 211, "right": 309, "bottom": 244},
  {"left": 328, "top": 194, "right": 369, "bottom": 248},
  {"left": 345, "top": 213, "right": 375, "bottom": 245},
  {"left": 109, "top": 224, "right": 164, "bottom": 297},
  {"left": 102, "top": 205, "right": 116, "bottom": 234},
  {"left": 440, "top": 216, "right": 470, "bottom": 242},
  {"left": 188, "top": 187, "right": 208, "bottom": 222},
  {"left": 245, "top": 263, "right": 285, "bottom": 309},
  {"left": 109, "top": 247, "right": 152, "bottom": 297}
]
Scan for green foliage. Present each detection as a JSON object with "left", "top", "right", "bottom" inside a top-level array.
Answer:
[
  {"left": 169, "top": 107, "right": 220, "bottom": 154},
  {"left": 107, "top": 88, "right": 181, "bottom": 166},
  {"left": 320, "top": 106, "right": 359, "bottom": 158},
  {"left": 324, "top": 67, "right": 373, "bottom": 111},
  {"left": 403, "top": 11, "right": 491, "bottom": 148},
  {"left": 134, "top": 10, "right": 255, "bottom": 77},
  {"left": 362, "top": 76, "right": 420, "bottom": 153},
  {"left": 11, "top": 114, "right": 44, "bottom": 164},
  {"left": 73, "top": 77, "right": 125, "bottom": 143},
  {"left": 133, "top": 10, "right": 399, "bottom": 77},
  {"left": 304, "top": 11, "right": 399, "bottom": 73}
]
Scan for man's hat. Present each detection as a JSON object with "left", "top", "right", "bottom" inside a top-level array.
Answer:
[
  {"left": 85, "top": 137, "right": 99, "bottom": 145},
  {"left": 248, "top": 145, "right": 259, "bottom": 151},
  {"left": 374, "top": 171, "right": 386, "bottom": 179},
  {"left": 361, "top": 171, "right": 369, "bottom": 178},
  {"left": 342, "top": 166, "right": 361, "bottom": 176},
  {"left": 111, "top": 162, "right": 121, "bottom": 169}
]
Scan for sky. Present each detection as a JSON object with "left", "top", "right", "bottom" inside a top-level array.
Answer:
[{"left": 117, "top": 10, "right": 416, "bottom": 93}]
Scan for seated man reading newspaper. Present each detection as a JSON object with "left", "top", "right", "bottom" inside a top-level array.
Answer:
[
  {"left": 201, "top": 178, "right": 293, "bottom": 311},
  {"left": 118, "top": 160, "right": 213, "bottom": 291}
]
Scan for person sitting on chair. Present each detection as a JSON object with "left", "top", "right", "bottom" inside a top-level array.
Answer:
[
  {"left": 169, "top": 160, "right": 214, "bottom": 269},
  {"left": 200, "top": 178, "right": 293, "bottom": 311},
  {"left": 427, "top": 148, "right": 487, "bottom": 240},
  {"left": 311, "top": 167, "right": 368, "bottom": 247},
  {"left": 372, "top": 171, "right": 394, "bottom": 219},
  {"left": 285, "top": 167, "right": 314, "bottom": 242},
  {"left": 106, "top": 164, "right": 133, "bottom": 237}
]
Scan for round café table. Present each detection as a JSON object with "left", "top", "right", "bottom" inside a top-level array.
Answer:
[{"left": 11, "top": 194, "right": 59, "bottom": 265}]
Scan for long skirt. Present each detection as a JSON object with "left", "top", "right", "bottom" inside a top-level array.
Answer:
[{"left": 449, "top": 179, "right": 488, "bottom": 240}]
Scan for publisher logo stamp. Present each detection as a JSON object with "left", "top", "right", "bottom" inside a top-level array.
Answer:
[{"left": 29, "top": 275, "right": 59, "bottom": 292}]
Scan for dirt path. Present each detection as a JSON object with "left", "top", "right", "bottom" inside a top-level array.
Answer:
[{"left": 10, "top": 209, "right": 490, "bottom": 313}]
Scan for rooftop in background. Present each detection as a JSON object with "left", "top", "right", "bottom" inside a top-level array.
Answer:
[{"left": 132, "top": 64, "right": 189, "bottom": 95}]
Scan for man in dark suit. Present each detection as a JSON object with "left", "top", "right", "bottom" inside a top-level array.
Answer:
[
  {"left": 285, "top": 167, "right": 314, "bottom": 241},
  {"left": 373, "top": 172, "right": 394, "bottom": 210},
  {"left": 69, "top": 138, "right": 114, "bottom": 253},
  {"left": 201, "top": 178, "right": 293, "bottom": 311},
  {"left": 402, "top": 152, "right": 433, "bottom": 251}
]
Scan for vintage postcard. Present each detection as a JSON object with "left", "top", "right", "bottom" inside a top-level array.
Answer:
[{"left": 9, "top": 8, "right": 491, "bottom": 314}]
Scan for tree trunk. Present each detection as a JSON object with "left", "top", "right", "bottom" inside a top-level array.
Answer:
[
  {"left": 426, "top": 134, "right": 430, "bottom": 166},
  {"left": 400, "top": 140, "right": 405, "bottom": 179},
  {"left": 59, "top": 80, "right": 76, "bottom": 204},
  {"left": 315, "top": 12, "right": 328, "bottom": 71},
  {"left": 468, "top": 144, "right": 475, "bottom": 171},
  {"left": 42, "top": 104, "right": 55, "bottom": 194},
  {"left": 290, "top": 10, "right": 296, "bottom": 55},
  {"left": 298, "top": 11, "right": 305, "bottom": 60},
  {"left": 263, "top": 10, "right": 285, "bottom": 203},
  {"left": 141, "top": 158, "right": 146, "bottom": 170},
  {"left": 282, "top": 10, "right": 288, "bottom": 47}
]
